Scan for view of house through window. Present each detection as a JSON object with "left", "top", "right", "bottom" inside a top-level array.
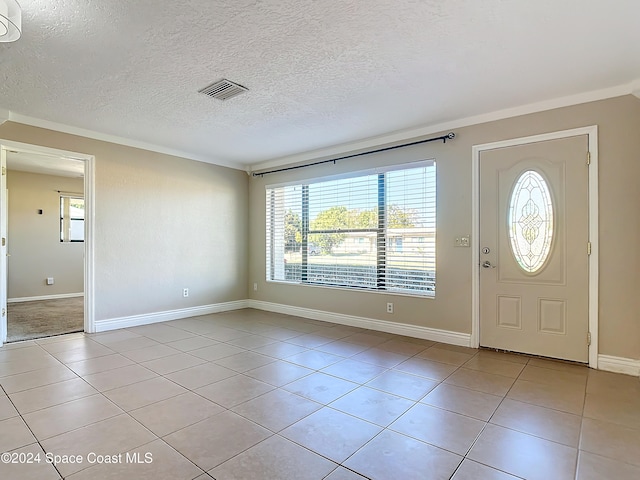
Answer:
[
  {"left": 60, "top": 195, "right": 85, "bottom": 242},
  {"left": 266, "top": 161, "right": 436, "bottom": 296}
]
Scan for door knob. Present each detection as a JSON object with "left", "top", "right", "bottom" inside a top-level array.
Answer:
[{"left": 482, "top": 260, "right": 496, "bottom": 269}]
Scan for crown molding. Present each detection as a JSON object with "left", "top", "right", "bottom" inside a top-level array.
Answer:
[
  {"left": 0, "top": 109, "right": 9, "bottom": 125},
  {"left": 3, "top": 78, "right": 638, "bottom": 174},
  {"left": 250, "top": 82, "right": 636, "bottom": 173},
  {"left": 5, "top": 112, "right": 245, "bottom": 171}
]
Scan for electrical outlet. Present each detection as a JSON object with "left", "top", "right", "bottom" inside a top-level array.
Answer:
[
  {"left": 386, "top": 302, "right": 394, "bottom": 314},
  {"left": 253, "top": 282, "right": 258, "bottom": 291},
  {"left": 183, "top": 288, "right": 189, "bottom": 297}
]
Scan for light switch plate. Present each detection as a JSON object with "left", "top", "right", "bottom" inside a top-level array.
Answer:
[{"left": 455, "top": 235, "right": 470, "bottom": 247}]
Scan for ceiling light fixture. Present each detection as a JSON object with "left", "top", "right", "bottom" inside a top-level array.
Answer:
[{"left": 0, "top": 0, "right": 21, "bottom": 42}]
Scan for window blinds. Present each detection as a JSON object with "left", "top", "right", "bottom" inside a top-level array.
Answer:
[{"left": 266, "top": 161, "right": 436, "bottom": 296}]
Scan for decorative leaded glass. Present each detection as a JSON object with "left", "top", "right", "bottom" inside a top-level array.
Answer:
[{"left": 508, "top": 170, "right": 554, "bottom": 273}]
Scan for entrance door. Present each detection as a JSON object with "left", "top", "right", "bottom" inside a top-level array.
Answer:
[{"left": 479, "top": 135, "right": 589, "bottom": 362}]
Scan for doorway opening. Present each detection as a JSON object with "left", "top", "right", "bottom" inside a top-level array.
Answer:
[{"left": 0, "top": 140, "right": 95, "bottom": 345}]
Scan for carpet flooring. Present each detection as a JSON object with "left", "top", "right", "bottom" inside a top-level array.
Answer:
[{"left": 6, "top": 296, "right": 84, "bottom": 342}]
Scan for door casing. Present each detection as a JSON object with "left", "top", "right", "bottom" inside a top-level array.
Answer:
[
  {"left": 0, "top": 140, "right": 96, "bottom": 345},
  {"left": 471, "top": 126, "right": 599, "bottom": 368}
]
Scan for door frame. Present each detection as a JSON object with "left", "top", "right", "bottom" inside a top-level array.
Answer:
[
  {"left": 471, "top": 126, "right": 599, "bottom": 368},
  {"left": 0, "top": 140, "right": 96, "bottom": 344}
]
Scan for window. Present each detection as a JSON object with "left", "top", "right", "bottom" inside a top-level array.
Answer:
[
  {"left": 508, "top": 170, "right": 554, "bottom": 273},
  {"left": 60, "top": 195, "right": 84, "bottom": 242},
  {"left": 266, "top": 161, "right": 436, "bottom": 296}
]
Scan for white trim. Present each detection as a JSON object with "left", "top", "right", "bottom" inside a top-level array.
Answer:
[
  {"left": 0, "top": 146, "right": 6, "bottom": 343},
  {"left": 5, "top": 82, "right": 638, "bottom": 174},
  {"left": 265, "top": 279, "right": 436, "bottom": 301},
  {"left": 598, "top": 355, "right": 640, "bottom": 377},
  {"left": 7, "top": 112, "right": 244, "bottom": 171},
  {"left": 7, "top": 292, "right": 637, "bottom": 376},
  {"left": 95, "top": 301, "right": 250, "bottom": 332},
  {"left": 251, "top": 83, "right": 632, "bottom": 173},
  {"left": 3, "top": 82, "right": 638, "bottom": 175},
  {"left": 471, "top": 126, "right": 599, "bottom": 368},
  {"left": 0, "top": 139, "right": 96, "bottom": 338},
  {"left": 586, "top": 129, "right": 599, "bottom": 367},
  {"left": 8, "top": 293, "right": 84, "bottom": 303},
  {"left": 632, "top": 80, "right": 640, "bottom": 99},
  {"left": 84, "top": 149, "right": 96, "bottom": 333},
  {"left": 0, "top": 140, "right": 93, "bottom": 163},
  {"left": 248, "top": 300, "right": 471, "bottom": 346}
]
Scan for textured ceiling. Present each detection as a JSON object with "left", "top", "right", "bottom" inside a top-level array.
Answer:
[{"left": 1, "top": 0, "right": 639, "bottom": 170}]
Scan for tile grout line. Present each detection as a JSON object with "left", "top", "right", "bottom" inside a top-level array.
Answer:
[
  {"left": 450, "top": 355, "right": 532, "bottom": 480},
  {"left": 0, "top": 381, "right": 65, "bottom": 479},
  {"left": 1, "top": 343, "right": 196, "bottom": 475},
  {"left": 6, "top": 313, "right": 638, "bottom": 479},
  {"left": 25, "top": 353, "right": 209, "bottom": 479}
]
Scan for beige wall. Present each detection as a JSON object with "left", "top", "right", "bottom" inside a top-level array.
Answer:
[
  {"left": 249, "top": 95, "right": 640, "bottom": 361},
  {"left": 7, "top": 171, "right": 84, "bottom": 299},
  {"left": 1, "top": 96, "right": 637, "bottom": 360},
  {"left": 0, "top": 122, "right": 249, "bottom": 323}
]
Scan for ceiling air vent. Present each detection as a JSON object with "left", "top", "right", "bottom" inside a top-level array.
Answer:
[{"left": 198, "top": 79, "right": 248, "bottom": 101}]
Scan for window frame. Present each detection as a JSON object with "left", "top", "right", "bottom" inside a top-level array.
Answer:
[
  {"left": 60, "top": 194, "right": 85, "bottom": 243},
  {"left": 266, "top": 160, "right": 436, "bottom": 297}
]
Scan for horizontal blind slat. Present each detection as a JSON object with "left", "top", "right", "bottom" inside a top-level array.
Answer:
[{"left": 266, "top": 163, "right": 436, "bottom": 295}]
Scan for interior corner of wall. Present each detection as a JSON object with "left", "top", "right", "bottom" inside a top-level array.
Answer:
[
  {"left": 0, "top": 108, "right": 10, "bottom": 125},
  {"left": 631, "top": 79, "right": 640, "bottom": 100}
]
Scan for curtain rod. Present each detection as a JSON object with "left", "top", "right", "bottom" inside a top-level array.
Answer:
[
  {"left": 252, "top": 132, "right": 455, "bottom": 177},
  {"left": 57, "top": 190, "right": 83, "bottom": 196}
]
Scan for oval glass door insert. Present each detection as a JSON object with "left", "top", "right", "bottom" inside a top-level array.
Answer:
[{"left": 508, "top": 170, "right": 554, "bottom": 273}]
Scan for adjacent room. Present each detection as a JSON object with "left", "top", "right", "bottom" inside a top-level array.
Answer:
[
  {"left": 0, "top": 1, "right": 639, "bottom": 480},
  {"left": 6, "top": 152, "right": 85, "bottom": 342}
]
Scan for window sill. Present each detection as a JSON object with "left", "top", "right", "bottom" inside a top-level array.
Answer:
[{"left": 265, "top": 279, "right": 435, "bottom": 299}]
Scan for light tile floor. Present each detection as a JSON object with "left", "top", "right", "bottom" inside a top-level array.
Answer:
[{"left": 1, "top": 308, "right": 639, "bottom": 479}]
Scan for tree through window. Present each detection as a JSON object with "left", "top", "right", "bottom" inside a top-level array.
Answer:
[{"left": 266, "top": 161, "right": 436, "bottom": 296}]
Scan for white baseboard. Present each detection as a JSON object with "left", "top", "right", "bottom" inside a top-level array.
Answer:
[
  {"left": 8, "top": 293, "right": 84, "bottom": 303},
  {"left": 91, "top": 299, "right": 639, "bottom": 377},
  {"left": 598, "top": 355, "right": 640, "bottom": 377},
  {"left": 95, "top": 300, "right": 249, "bottom": 332},
  {"left": 248, "top": 300, "right": 471, "bottom": 347}
]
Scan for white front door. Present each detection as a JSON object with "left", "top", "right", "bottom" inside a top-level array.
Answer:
[{"left": 479, "top": 135, "right": 590, "bottom": 362}]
